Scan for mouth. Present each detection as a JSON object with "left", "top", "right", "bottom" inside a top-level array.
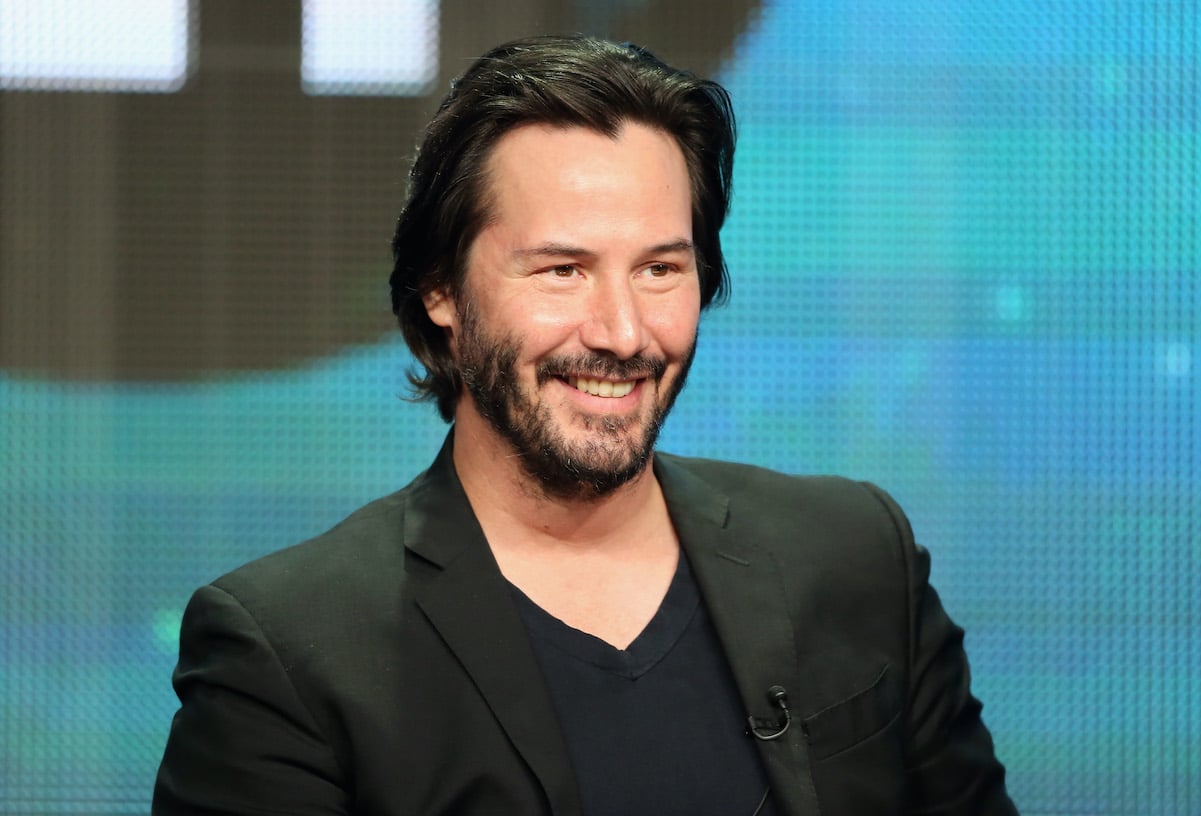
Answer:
[{"left": 560, "top": 375, "right": 638, "bottom": 399}]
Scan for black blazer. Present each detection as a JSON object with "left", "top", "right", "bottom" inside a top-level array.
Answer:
[{"left": 154, "top": 436, "right": 1017, "bottom": 815}]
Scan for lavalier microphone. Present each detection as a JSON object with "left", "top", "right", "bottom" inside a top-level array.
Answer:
[{"left": 747, "top": 685, "right": 791, "bottom": 741}]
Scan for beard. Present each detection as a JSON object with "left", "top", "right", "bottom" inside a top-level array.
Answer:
[{"left": 455, "top": 304, "right": 695, "bottom": 500}]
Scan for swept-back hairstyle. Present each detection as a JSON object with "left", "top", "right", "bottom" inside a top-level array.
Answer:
[{"left": 390, "top": 34, "right": 736, "bottom": 421}]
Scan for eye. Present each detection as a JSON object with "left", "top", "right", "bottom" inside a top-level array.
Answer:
[
  {"left": 549, "top": 264, "right": 579, "bottom": 278},
  {"left": 642, "top": 263, "right": 674, "bottom": 278}
]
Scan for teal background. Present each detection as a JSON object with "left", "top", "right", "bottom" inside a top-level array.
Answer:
[{"left": 1, "top": 1, "right": 1197, "bottom": 813}]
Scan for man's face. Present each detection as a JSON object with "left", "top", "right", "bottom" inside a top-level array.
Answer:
[{"left": 425, "top": 122, "right": 701, "bottom": 499}]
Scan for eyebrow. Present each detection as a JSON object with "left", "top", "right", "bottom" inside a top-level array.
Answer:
[{"left": 512, "top": 239, "right": 695, "bottom": 260}]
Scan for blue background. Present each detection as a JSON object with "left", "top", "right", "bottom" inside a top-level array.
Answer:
[{"left": 1, "top": 1, "right": 1197, "bottom": 813}]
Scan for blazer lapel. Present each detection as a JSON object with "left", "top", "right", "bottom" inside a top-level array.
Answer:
[
  {"left": 403, "top": 437, "right": 583, "bottom": 816},
  {"left": 656, "top": 454, "right": 822, "bottom": 816}
]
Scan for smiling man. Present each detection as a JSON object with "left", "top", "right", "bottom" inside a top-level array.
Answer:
[
  {"left": 154, "top": 35, "right": 1018, "bottom": 816},
  {"left": 432, "top": 123, "right": 699, "bottom": 504}
]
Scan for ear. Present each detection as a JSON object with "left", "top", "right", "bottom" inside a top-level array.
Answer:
[{"left": 423, "top": 287, "right": 457, "bottom": 332}]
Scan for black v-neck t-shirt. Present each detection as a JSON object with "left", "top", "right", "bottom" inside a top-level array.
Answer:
[{"left": 511, "top": 555, "right": 778, "bottom": 816}]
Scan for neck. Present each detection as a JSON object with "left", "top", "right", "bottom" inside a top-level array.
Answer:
[{"left": 450, "top": 414, "right": 664, "bottom": 548}]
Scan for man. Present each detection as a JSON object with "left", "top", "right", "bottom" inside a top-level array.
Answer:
[{"left": 154, "top": 35, "right": 1018, "bottom": 815}]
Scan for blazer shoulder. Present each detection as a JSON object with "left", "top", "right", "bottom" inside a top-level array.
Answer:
[
  {"left": 658, "top": 452, "right": 907, "bottom": 522},
  {"left": 656, "top": 452, "right": 916, "bottom": 565},
  {"left": 208, "top": 479, "right": 419, "bottom": 622},
  {"left": 240, "top": 485, "right": 402, "bottom": 561}
]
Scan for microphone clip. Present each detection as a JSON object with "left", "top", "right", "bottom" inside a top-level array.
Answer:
[{"left": 747, "top": 685, "right": 791, "bottom": 741}]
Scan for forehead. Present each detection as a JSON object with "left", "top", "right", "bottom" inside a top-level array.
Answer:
[
  {"left": 492, "top": 121, "right": 686, "bottom": 179},
  {"left": 480, "top": 122, "right": 692, "bottom": 230}
]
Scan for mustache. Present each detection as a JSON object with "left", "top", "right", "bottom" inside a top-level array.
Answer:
[{"left": 535, "top": 353, "right": 667, "bottom": 384}]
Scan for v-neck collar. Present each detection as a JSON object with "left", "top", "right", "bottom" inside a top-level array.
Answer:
[{"left": 509, "top": 555, "right": 700, "bottom": 680}]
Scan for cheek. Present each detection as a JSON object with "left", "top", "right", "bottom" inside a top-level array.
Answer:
[
  {"left": 650, "top": 292, "right": 701, "bottom": 356},
  {"left": 514, "top": 301, "right": 585, "bottom": 351},
  {"left": 526, "top": 307, "right": 578, "bottom": 333},
  {"left": 490, "top": 317, "right": 575, "bottom": 379},
  {"left": 664, "top": 325, "right": 699, "bottom": 363}
]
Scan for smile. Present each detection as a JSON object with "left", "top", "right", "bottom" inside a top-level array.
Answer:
[{"left": 567, "top": 376, "right": 637, "bottom": 398}]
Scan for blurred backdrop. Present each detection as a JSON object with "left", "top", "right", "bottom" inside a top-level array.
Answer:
[{"left": 1, "top": 1, "right": 1197, "bottom": 813}]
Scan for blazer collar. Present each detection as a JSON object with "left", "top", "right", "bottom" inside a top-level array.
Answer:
[
  {"left": 655, "top": 454, "right": 821, "bottom": 816},
  {"left": 402, "top": 434, "right": 584, "bottom": 816}
]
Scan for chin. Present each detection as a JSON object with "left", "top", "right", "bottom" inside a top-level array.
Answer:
[{"left": 528, "top": 415, "right": 662, "bottom": 499}]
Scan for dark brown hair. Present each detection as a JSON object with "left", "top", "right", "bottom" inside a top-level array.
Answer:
[{"left": 390, "top": 35, "right": 736, "bottom": 421}]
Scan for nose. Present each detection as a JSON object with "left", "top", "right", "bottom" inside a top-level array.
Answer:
[{"left": 579, "top": 276, "right": 650, "bottom": 360}]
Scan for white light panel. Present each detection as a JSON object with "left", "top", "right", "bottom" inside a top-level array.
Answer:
[
  {"left": 301, "top": 0, "right": 439, "bottom": 96},
  {"left": 0, "top": 0, "right": 191, "bottom": 92}
]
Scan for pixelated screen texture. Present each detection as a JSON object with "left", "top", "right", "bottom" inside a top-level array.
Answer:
[{"left": 0, "top": 1, "right": 1197, "bottom": 814}]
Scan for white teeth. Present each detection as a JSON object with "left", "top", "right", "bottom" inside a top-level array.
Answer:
[{"left": 571, "top": 377, "right": 635, "bottom": 398}]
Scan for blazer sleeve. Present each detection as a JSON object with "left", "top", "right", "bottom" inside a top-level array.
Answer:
[
  {"left": 865, "top": 484, "right": 1019, "bottom": 815},
  {"left": 153, "top": 584, "right": 349, "bottom": 816}
]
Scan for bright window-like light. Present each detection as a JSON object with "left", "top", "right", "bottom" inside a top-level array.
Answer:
[
  {"left": 0, "top": 0, "right": 192, "bottom": 92},
  {"left": 302, "top": 0, "right": 439, "bottom": 96}
]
